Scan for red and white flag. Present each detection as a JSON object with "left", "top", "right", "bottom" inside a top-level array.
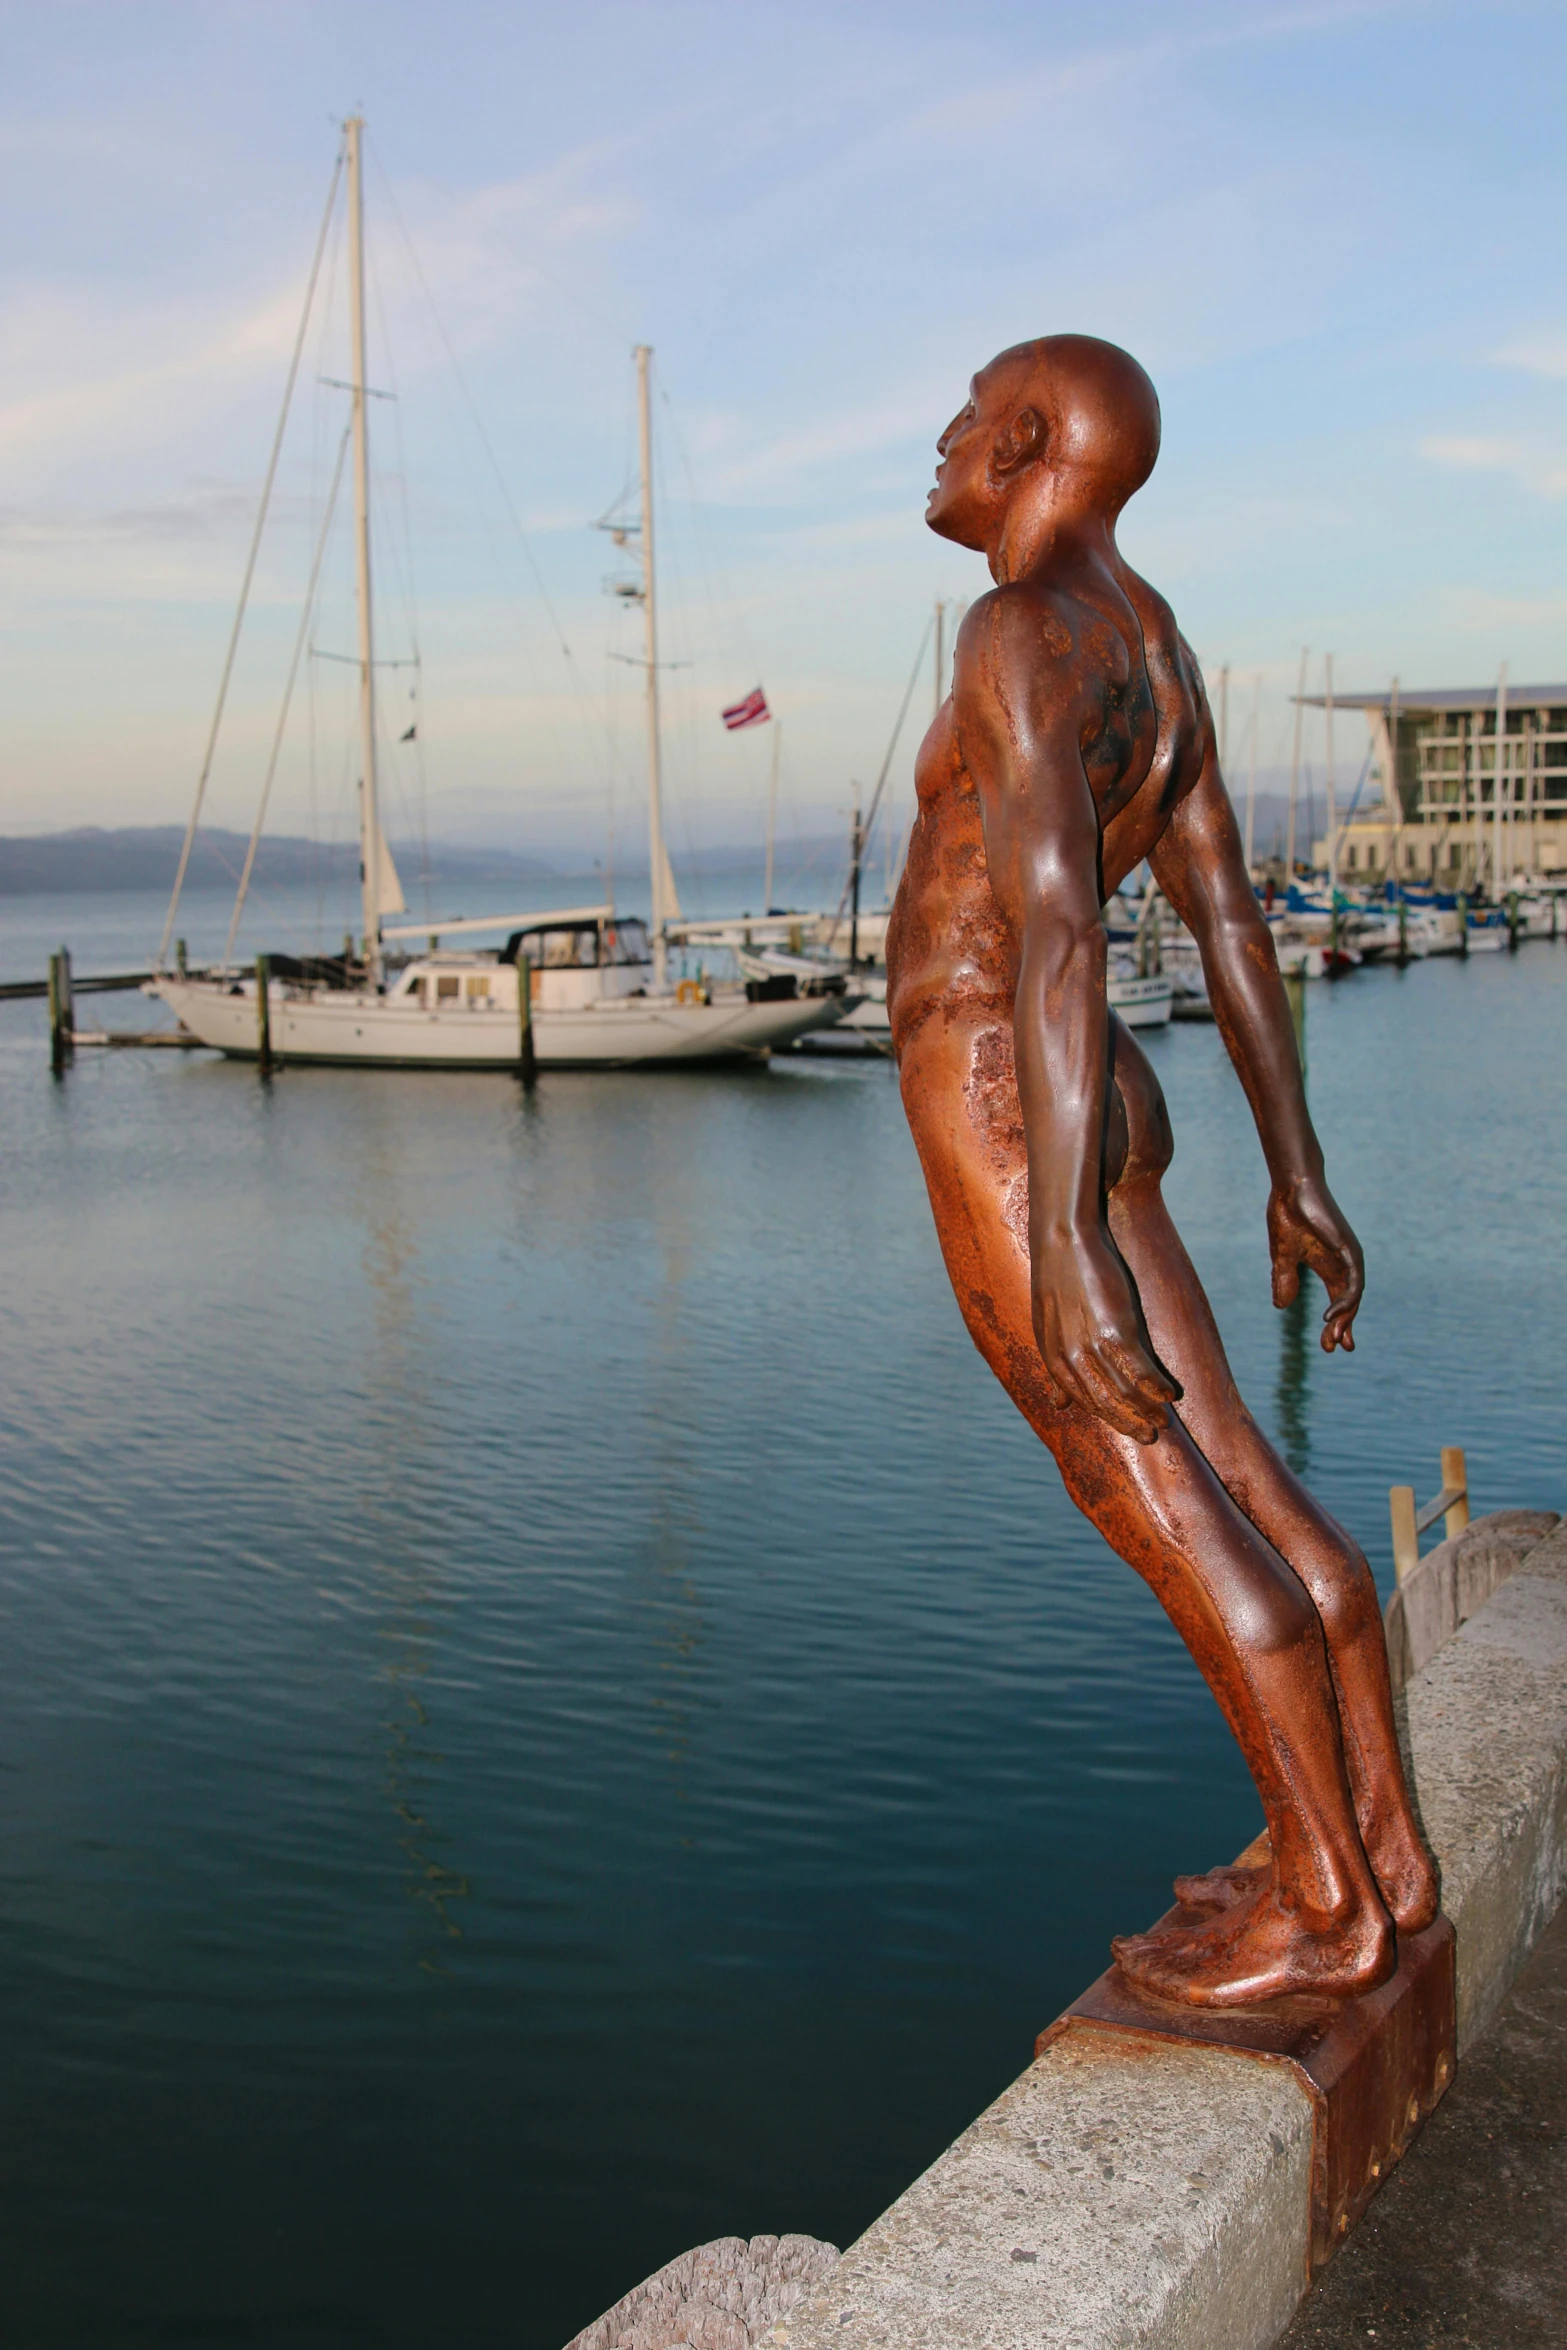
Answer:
[{"left": 721, "top": 685, "right": 771, "bottom": 731}]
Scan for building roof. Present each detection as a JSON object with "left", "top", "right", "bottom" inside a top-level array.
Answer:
[{"left": 1297, "top": 686, "right": 1567, "bottom": 713}]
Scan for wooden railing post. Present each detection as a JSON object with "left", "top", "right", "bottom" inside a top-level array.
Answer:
[
  {"left": 1390, "top": 1446, "right": 1470, "bottom": 1582},
  {"left": 1440, "top": 1446, "right": 1470, "bottom": 1541}
]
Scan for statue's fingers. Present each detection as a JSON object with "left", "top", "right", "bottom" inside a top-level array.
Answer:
[
  {"left": 1320, "top": 1297, "right": 1358, "bottom": 1354},
  {"left": 1271, "top": 1250, "right": 1301, "bottom": 1310},
  {"left": 1071, "top": 1344, "right": 1166, "bottom": 1443},
  {"left": 1105, "top": 1338, "right": 1181, "bottom": 1407}
]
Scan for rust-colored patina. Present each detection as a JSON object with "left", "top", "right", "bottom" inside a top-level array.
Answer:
[
  {"left": 888, "top": 336, "right": 1439, "bottom": 2007},
  {"left": 1038, "top": 1844, "right": 1456, "bottom": 2269}
]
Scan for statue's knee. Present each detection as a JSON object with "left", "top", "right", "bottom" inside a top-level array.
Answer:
[
  {"left": 1309, "top": 1542, "right": 1381, "bottom": 1649},
  {"left": 1247, "top": 1563, "right": 1321, "bottom": 1661}
]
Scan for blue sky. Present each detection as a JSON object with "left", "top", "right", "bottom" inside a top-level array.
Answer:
[{"left": 3, "top": 0, "right": 1565, "bottom": 867}]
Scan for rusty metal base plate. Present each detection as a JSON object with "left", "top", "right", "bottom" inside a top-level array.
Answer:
[{"left": 1037, "top": 1911, "right": 1456, "bottom": 2269}]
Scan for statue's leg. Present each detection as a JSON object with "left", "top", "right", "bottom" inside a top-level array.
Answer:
[
  {"left": 1103, "top": 1019, "right": 1438, "bottom": 1933},
  {"left": 898, "top": 1013, "right": 1392, "bottom": 2005}
]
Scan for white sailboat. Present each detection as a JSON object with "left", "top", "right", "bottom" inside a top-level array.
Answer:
[{"left": 152, "top": 122, "right": 844, "bottom": 1070}]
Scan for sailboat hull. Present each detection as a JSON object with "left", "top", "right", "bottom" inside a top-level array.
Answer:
[{"left": 150, "top": 978, "right": 845, "bottom": 1067}]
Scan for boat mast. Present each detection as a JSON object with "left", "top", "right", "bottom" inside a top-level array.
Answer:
[
  {"left": 1324, "top": 653, "right": 1337, "bottom": 892},
  {"left": 1286, "top": 646, "right": 1308, "bottom": 880},
  {"left": 347, "top": 117, "right": 383, "bottom": 985},
  {"left": 635, "top": 344, "right": 673, "bottom": 989},
  {"left": 1493, "top": 662, "right": 1509, "bottom": 897}
]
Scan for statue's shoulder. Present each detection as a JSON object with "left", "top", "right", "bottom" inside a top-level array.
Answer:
[{"left": 956, "top": 581, "right": 1086, "bottom": 682}]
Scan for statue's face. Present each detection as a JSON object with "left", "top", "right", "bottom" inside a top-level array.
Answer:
[{"left": 925, "top": 376, "right": 994, "bottom": 548}]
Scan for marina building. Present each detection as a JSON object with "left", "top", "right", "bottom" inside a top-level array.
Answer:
[{"left": 1303, "top": 684, "right": 1567, "bottom": 886}]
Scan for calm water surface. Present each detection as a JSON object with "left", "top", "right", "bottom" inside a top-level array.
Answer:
[{"left": 2, "top": 899, "right": 1563, "bottom": 2348}]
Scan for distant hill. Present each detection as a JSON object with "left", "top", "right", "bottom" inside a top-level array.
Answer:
[{"left": 0, "top": 827, "right": 563, "bottom": 895}]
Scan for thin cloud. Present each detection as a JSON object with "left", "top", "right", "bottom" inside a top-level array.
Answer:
[
  {"left": 1421, "top": 433, "right": 1567, "bottom": 499},
  {"left": 1492, "top": 330, "right": 1567, "bottom": 381}
]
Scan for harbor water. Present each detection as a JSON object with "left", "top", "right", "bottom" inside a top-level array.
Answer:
[{"left": 2, "top": 895, "right": 1564, "bottom": 2348}]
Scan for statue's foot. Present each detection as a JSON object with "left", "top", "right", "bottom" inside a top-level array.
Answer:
[
  {"left": 1112, "top": 1880, "right": 1394, "bottom": 2008},
  {"left": 1358, "top": 1807, "right": 1440, "bottom": 1934},
  {"left": 1170, "top": 1863, "right": 1267, "bottom": 1915}
]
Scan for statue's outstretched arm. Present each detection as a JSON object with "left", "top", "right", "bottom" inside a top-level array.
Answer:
[
  {"left": 956, "top": 595, "right": 1180, "bottom": 1440},
  {"left": 1150, "top": 722, "right": 1365, "bottom": 1354}
]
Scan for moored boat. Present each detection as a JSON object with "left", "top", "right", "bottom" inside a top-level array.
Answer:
[{"left": 150, "top": 125, "right": 842, "bottom": 1072}]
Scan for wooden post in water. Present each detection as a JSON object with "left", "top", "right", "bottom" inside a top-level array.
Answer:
[
  {"left": 46, "top": 948, "right": 75, "bottom": 1073},
  {"left": 176, "top": 937, "right": 188, "bottom": 976},
  {"left": 255, "top": 953, "right": 273, "bottom": 1075},
  {"left": 1282, "top": 967, "right": 1306, "bottom": 1077},
  {"left": 517, "top": 953, "right": 537, "bottom": 1086},
  {"left": 1457, "top": 891, "right": 1469, "bottom": 958}
]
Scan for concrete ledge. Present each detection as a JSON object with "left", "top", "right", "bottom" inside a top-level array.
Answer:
[
  {"left": 1401, "top": 1519, "right": 1567, "bottom": 2048},
  {"left": 1384, "top": 1508, "right": 1558, "bottom": 1694},
  {"left": 769, "top": 2026, "right": 1313, "bottom": 2350},
  {"left": 769, "top": 1516, "right": 1567, "bottom": 2350}
]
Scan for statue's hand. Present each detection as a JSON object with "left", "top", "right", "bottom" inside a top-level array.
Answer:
[
  {"left": 1032, "top": 1232, "right": 1181, "bottom": 1445},
  {"left": 1267, "top": 1173, "right": 1364, "bottom": 1352}
]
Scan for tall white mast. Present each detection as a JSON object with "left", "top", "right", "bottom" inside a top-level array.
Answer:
[
  {"left": 1286, "top": 646, "right": 1308, "bottom": 880},
  {"left": 635, "top": 344, "right": 678, "bottom": 988},
  {"left": 347, "top": 117, "right": 383, "bottom": 985},
  {"left": 1324, "top": 653, "right": 1337, "bottom": 891},
  {"left": 1244, "top": 671, "right": 1260, "bottom": 872},
  {"left": 1493, "top": 662, "right": 1509, "bottom": 895}
]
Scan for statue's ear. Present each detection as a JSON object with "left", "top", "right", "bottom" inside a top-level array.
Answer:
[{"left": 992, "top": 405, "right": 1047, "bottom": 478}]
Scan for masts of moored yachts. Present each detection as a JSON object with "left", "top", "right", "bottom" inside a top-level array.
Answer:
[
  {"left": 346, "top": 116, "right": 383, "bottom": 987},
  {"left": 635, "top": 345, "right": 671, "bottom": 990}
]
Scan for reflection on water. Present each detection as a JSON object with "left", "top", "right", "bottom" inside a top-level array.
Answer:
[
  {"left": 1274, "top": 1289, "right": 1314, "bottom": 1477},
  {"left": 1, "top": 909, "right": 1565, "bottom": 2350}
]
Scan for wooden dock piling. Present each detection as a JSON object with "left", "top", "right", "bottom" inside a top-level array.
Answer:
[
  {"left": 255, "top": 954, "right": 273, "bottom": 1075},
  {"left": 46, "top": 948, "right": 74, "bottom": 1073},
  {"left": 517, "top": 953, "right": 537, "bottom": 1086},
  {"left": 1282, "top": 968, "right": 1306, "bottom": 1076}
]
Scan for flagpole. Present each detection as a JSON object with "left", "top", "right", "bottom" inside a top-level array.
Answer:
[{"left": 765, "top": 718, "right": 780, "bottom": 912}]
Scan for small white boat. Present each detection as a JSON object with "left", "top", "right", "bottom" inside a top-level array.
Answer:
[{"left": 1108, "top": 970, "right": 1174, "bottom": 1027}]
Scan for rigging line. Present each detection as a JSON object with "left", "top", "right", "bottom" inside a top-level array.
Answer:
[
  {"left": 656, "top": 379, "right": 758, "bottom": 686},
  {"left": 157, "top": 136, "right": 345, "bottom": 971},
  {"left": 365, "top": 137, "right": 624, "bottom": 834},
  {"left": 364, "top": 234, "right": 432, "bottom": 912},
  {"left": 828, "top": 610, "right": 937, "bottom": 934},
  {"left": 224, "top": 423, "right": 353, "bottom": 965},
  {"left": 363, "top": 144, "right": 574, "bottom": 654}
]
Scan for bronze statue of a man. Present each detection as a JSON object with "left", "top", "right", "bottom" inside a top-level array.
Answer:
[{"left": 886, "top": 335, "right": 1437, "bottom": 2007}]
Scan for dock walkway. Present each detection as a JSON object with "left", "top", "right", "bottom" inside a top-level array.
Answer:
[{"left": 1278, "top": 1894, "right": 1567, "bottom": 2348}]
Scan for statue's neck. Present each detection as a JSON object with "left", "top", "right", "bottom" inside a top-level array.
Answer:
[{"left": 990, "top": 496, "right": 1117, "bottom": 586}]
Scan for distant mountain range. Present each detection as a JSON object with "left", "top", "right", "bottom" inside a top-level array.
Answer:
[
  {"left": 0, "top": 796, "right": 1318, "bottom": 899},
  {"left": 0, "top": 827, "right": 566, "bottom": 895}
]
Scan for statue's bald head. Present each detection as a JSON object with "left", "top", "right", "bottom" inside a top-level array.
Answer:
[
  {"left": 927, "top": 335, "right": 1160, "bottom": 551},
  {"left": 988, "top": 335, "right": 1159, "bottom": 504}
]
